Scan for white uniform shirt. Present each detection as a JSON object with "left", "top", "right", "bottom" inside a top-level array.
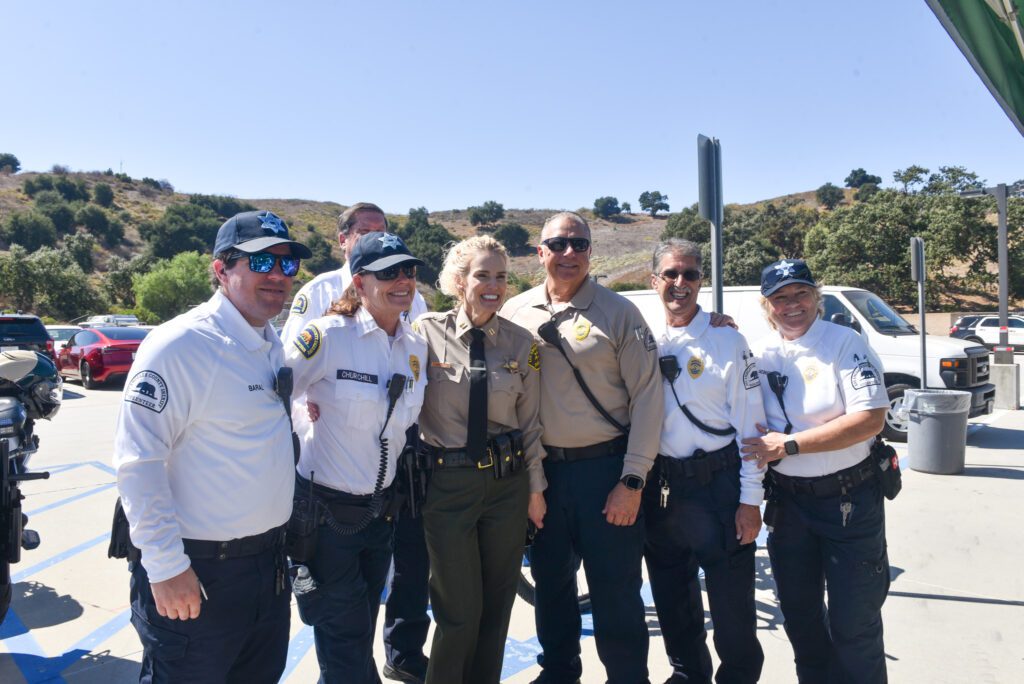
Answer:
[
  {"left": 113, "top": 290, "right": 295, "bottom": 584},
  {"left": 654, "top": 308, "right": 767, "bottom": 506},
  {"left": 281, "top": 262, "right": 428, "bottom": 343},
  {"left": 753, "top": 317, "right": 888, "bottom": 478},
  {"left": 284, "top": 307, "right": 427, "bottom": 494}
]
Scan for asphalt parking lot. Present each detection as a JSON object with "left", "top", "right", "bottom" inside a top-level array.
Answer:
[{"left": 1, "top": 375, "right": 1023, "bottom": 683}]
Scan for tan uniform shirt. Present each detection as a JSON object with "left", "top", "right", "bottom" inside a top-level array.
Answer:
[
  {"left": 415, "top": 307, "right": 546, "bottom": 493},
  {"left": 502, "top": 278, "right": 663, "bottom": 481}
]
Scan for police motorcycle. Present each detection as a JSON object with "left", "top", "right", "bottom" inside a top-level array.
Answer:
[{"left": 0, "top": 351, "right": 59, "bottom": 623}]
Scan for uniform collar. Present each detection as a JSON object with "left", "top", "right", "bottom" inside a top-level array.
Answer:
[
  {"left": 455, "top": 307, "right": 500, "bottom": 346},
  {"left": 207, "top": 290, "right": 278, "bottom": 353},
  {"left": 782, "top": 316, "right": 826, "bottom": 347},
  {"left": 526, "top": 277, "right": 596, "bottom": 312},
  {"left": 349, "top": 304, "right": 417, "bottom": 342},
  {"left": 658, "top": 307, "right": 709, "bottom": 342}
]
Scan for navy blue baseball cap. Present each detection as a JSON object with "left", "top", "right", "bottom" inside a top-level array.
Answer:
[
  {"left": 349, "top": 232, "right": 424, "bottom": 273},
  {"left": 214, "top": 210, "right": 312, "bottom": 258},
  {"left": 761, "top": 258, "right": 817, "bottom": 296}
]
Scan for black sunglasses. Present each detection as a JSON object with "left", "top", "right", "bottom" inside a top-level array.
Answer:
[
  {"left": 655, "top": 268, "right": 702, "bottom": 283},
  {"left": 363, "top": 264, "right": 417, "bottom": 281},
  {"left": 541, "top": 237, "right": 591, "bottom": 253},
  {"left": 229, "top": 251, "right": 300, "bottom": 277}
]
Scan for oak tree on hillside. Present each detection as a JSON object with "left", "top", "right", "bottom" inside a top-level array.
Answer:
[
  {"left": 815, "top": 183, "right": 844, "bottom": 210},
  {"left": 1, "top": 211, "right": 57, "bottom": 252},
  {"left": 844, "top": 168, "right": 882, "bottom": 188},
  {"left": 93, "top": 182, "right": 114, "bottom": 208},
  {"left": 396, "top": 207, "right": 455, "bottom": 285},
  {"left": 494, "top": 222, "right": 530, "bottom": 252},
  {"left": 134, "top": 252, "right": 212, "bottom": 322},
  {"left": 140, "top": 204, "right": 221, "bottom": 259},
  {"left": 893, "top": 165, "right": 929, "bottom": 193},
  {"left": 469, "top": 201, "right": 505, "bottom": 228},
  {"left": 593, "top": 196, "right": 622, "bottom": 220},
  {"left": 0, "top": 153, "right": 20, "bottom": 174},
  {"left": 0, "top": 245, "right": 36, "bottom": 311},
  {"left": 639, "top": 191, "right": 669, "bottom": 217},
  {"left": 304, "top": 232, "right": 342, "bottom": 274}
]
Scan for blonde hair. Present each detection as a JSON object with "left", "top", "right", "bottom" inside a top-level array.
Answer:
[
  {"left": 438, "top": 235, "right": 508, "bottom": 301},
  {"left": 760, "top": 285, "right": 824, "bottom": 331}
]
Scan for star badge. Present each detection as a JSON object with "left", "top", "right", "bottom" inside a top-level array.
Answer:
[
  {"left": 259, "top": 212, "right": 287, "bottom": 236},
  {"left": 378, "top": 233, "right": 402, "bottom": 249},
  {"left": 775, "top": 259, "right": 795, "bottom": 277}
]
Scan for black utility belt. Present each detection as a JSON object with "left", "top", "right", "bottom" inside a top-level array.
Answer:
[
  {"left": 656, "top": 442, "right": 739, "bottom": 484},
  {"left": 543, "top": 435, "right": 628, "bottom": 463},
  {"left": 425, "top": 430, "right": 524, "bottom": 478},
  {"left": 769, "top": 456, "right": 876, "bottom": 499},
  {"left": 307, "top": 478, "right": 396, "bottom": 525},
  {"left": 182, "top": 524, "right": 287, "bottom": 561}
]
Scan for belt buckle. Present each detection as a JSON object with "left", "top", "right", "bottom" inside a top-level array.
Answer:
[{"left": 477, "top": 449, "right": 495, "bottom": 470}]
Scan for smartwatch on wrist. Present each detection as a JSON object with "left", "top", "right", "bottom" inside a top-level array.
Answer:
[
  {"left": 784, "top": 438, "right": 800, "bottom": 456},
  {"left": 620, "top": 474, "right": 645, "bottom": 491}
]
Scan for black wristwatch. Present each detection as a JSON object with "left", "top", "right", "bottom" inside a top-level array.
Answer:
[
  {"left": 620, "top": 474, "right": 645, "bottom": 491},
  {"left": 784, "top": 438, "right": 800, "bottom": 456}
]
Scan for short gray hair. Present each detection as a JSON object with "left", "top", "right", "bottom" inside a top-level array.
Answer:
[
  {"left": 652, "top": 238, "right": 702, "bottom": 272},
  {"left": 542, "top": 211, "right": 590, "bottom": 238}
]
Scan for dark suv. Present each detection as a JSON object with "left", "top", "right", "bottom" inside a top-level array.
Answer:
[{"left": 0, "top": 314, "right": 55, "bottom": 364}]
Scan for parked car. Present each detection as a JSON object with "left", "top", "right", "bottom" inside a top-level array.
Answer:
[
  {"left": 81, "top": 314, "right": 140, "bottom": 328},
  {"left": 57, "top": 327, "right": 150, "bottom": 389},
  {"left": 951, "top": 314, "right": 1024, "bottom": 351},
  {"left": 45, "top": 325, "right": 81, "bottom": 355},
  {"left": 0, "top": 313, "right": 56, "bottom": 364}
]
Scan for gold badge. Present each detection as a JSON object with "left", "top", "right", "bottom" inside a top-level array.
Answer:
[
  {"left": 409, "top": 355, "right": 420, "bottom": 381},
  {"left": 527, "top": 342, "right": 540, "bottom": 371},
  {"left": 574, "top": 320, "right": 591, "bottom": 341},
  {"left": 687, "top": 355, "right": 704, "bottom": 379},
  {"left": 411, "top": 320, "right": 421, "bottom": 334},
  {"left": 502, "top": 359, "right": 520, "bottom": 373},
  {"left": 802, "top": 363, "right": 819, "bottom": 383}
]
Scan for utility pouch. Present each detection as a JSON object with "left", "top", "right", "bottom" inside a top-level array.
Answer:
[
  {"left": 762, "top": 471, "right": 782, "bottom": 530},
  {"left": 871, "top": 437, "right": 902, "bottom": 501},
  {"left": 286, "top": 478, "right": 320, "bottom": 563},
  {"left": 107, "top": 498, "right": 140, "bottom": 563}
]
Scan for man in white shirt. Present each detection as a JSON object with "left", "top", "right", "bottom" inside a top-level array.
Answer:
[
  {"left": 113, "top": 210, "right": 311, "bottom": 683},
  {"left": 281, "top": 202, "right": 430, "bottom": 683},
  {"left": 644, "top": 238, "right": 766, "bottom": 684}
]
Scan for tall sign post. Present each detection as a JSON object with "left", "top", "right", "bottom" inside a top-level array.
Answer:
[
  {"left": 698, "top": 135, "right": 724, "bottom": 313},
  {"left": 910, "top": 236, "right": 928, "bottom": 388}
]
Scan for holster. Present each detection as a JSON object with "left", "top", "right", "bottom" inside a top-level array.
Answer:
[
  {"left": 490, "top": 430, "right": 524, "bottom": 480},
  {"left": 107, "top": 498, "right": 140, "bottom": 563},
  {"left": 397, "top": 425, "right": 429, "bottom": 519},
  {"left": 762, "top": 470, "right": 781, "bottom": 530},
  {"left": 871, "top": 437, "right": 902, "bottom": 501},
  {"left": 286, "top": 479, "right": 320, "bottom": 563}
]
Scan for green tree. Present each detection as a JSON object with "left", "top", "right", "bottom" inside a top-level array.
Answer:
[
  {"left": 1, "top": 211, "right": 57, "bottom": 252},
  {"left": 593, "top": 196, "right": 622, "bottom": 219},
  {"left": 28, "top": 247, "right": 106, "bottom": 320},
  {"left": 639, "top": 191, "right": 670, "bottom": 217},
  {"left": 33, "top": 191, "right": 77, "bottom": 234},
  {"left": 304, "top": 232, "right": 341, "bottom": 274},
  {"left": 93, "top": 182, "right": 115, "bottom": 208},
  {"left": 395, "top": 207, "right": 455, "bottom": 285},
  {"left": 140, "top": 204, "right": 221, "bottom": 259},
  {"left": 54, "top": 175, "right": 90, "bottom": 202},
  {"left": 493, "top": 222, "right": 530, "bottom": 252},
  {"left": 134, "top": 252, "right": 213, "bottom": 321},
  {"left": 63, "top": 231, "right": 97, "bottom": 272},
  {"left": 621, "top": 201, "right": 632, "bottom": 214},
  {"left": 922, "top": 165, "right": 983, "bottom": 195},
  {"left": 893, "top": 165, "right": 929, "bottom": 193},
  {"left": 0, "top": 245, "right": 37, "bottom": 311},
  {"left": 0, "top": 153, "right": 20, "bottom": 174},
  {"left": 468, "top": 201, "right": 505, "bottom": 228},
  {"left": 189, "top": 194, "right": 256, "bottom": 219},
  {"left": 22, "top": 174, "right": 54, "bottom": 197},
  {"left": 815, "top": 182, "right": 844, "bottom": 210},
  {"left": 104, "top": 255, "right": 153, "bottom": 307},
  {"left": 853, "top": 182, "right": 880, "bottom": 202},
  {"left": 662, "top": 204, "right": 710, "bottom": 243},
  {"left": 844, "top": 168, "right": 882, "bottom": 188}
]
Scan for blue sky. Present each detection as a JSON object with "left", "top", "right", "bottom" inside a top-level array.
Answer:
[{"left": 4, "top": 1, "right": 1022, "bottom": 213}]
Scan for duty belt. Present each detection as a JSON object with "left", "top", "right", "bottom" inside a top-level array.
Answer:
[
  {"left": 655, "top": 442, "right": 739, "bottom": 486},
  {"left": 543, "top": 435, "right": 628, "bottom": 462},
  {"left": 425, "top": 430, "right": 525, "bottom": 475},
  {"left": 769, "top": 455, "right": 876, "bottom": 499},
  {"left": 182, "top": 524, "right": 287, "bottom": 561}
]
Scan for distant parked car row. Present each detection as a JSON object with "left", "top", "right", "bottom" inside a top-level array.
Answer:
[
  {"left": 950, "top": 314, "right": 1024, "bottom": 351},
  {"left": 55, "top": 326, "right": 150, "bottom": 389}
]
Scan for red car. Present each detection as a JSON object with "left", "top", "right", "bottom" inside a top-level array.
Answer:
[{"left": 57, "top": 326, "right": 150, "bottom": 389}]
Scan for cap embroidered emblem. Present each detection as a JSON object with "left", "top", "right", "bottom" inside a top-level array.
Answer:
[
  {"left": 378, "top": 233, "right": 402, "bottom": 249},
  {"left": 259, "top": 212, "right": 287, "bottom": 236},
  {"left": 775, "top": 259, "right": 796, "bottom": 277}
]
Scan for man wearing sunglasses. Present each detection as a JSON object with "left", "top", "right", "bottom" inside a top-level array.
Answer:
[
  {"left": 280, "top": 202, "right": 430, "bottom": 684},
  {"left": 644, "top": 239, "right": 766, "bottom": 684},
  {"left": 503, "top": 212, "right": 663, "bottom": 684},
  {"left": 113, "top": 210, "right": 311, "bottom": 683}
]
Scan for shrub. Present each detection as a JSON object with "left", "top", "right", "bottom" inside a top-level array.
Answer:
[
  {"left": 0, "top": 153, "right": 20, "bottom": 174},
  {"left": 93, "top": 182, "right": 115, "bottom": 207},
  {"left": 1, "top": 211, "right": 57, "bottom": 252}
]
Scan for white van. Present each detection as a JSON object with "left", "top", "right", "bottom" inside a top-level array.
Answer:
[{"left": 620, "top": 285, "right": 996, "bottom": 442}]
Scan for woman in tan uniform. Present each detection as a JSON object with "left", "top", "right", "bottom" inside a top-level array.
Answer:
[{"left": 416, "top": 235, "right": 545, "bottom": 684}]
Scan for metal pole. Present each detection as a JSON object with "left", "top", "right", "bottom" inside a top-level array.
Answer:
[
  {"left": 911, "top": 236, "right": 927, "bottom": 388},
  {"left": 919, "top": 277, "right": 928, "bottom": 388},
  {"left": 995, "top": 184, "right": 1013, "bottom": 365}
]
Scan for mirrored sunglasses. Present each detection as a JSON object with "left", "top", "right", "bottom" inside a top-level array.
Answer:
[
  {"left": 656, "top": 268, "right": 702, "bottom": 283},
  {"left": 364, "top": 264, "right": 417, "bottom": 281},
  {"left": 231, "top": 251, "right": 301, "bottom": 277},
  {"left": 542, "top": 237, "right": 591, "bottom": 253}
]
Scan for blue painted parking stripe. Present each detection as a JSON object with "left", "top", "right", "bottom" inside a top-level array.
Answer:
[
  {"left": 0, "top": 608, "right": 67, "bottom": 684},
  {"left": 11, "top": 533, "right": 108, "bottom": 584},
  {"left": 282, "top": 625, "right": 315, "bottom": 681},
  {"left": 25, "top": 482, "right": 116, "bottom": 517}
]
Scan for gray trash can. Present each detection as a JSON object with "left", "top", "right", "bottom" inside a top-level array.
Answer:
[{"left": 902, "top": 389, "right": 972, "bottom": 474}]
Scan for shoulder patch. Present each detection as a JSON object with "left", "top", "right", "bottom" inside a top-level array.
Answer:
[
  {"left": 125, "top": 370, "right": 168, "bottom": 413},
  {"left": 851, "top": 359, "right": 881, "bottom": 389},
  {"left": 742, "top": 350, "right": 761, "bottom": 390},
  {"left": 687, "top": 355, "right": 704, "bottom": 379},
  {"left": 291, "top": 293, "right": 309, "bottom": 314},
  {"left": 635, "top": 325, "right": 657, "bottom": 352},
  {"left": 528, "top": 342, "right": 541, "bottom": 371},
  {"left": 293, "top": 324, "right": 322, "bottom": 359}
]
